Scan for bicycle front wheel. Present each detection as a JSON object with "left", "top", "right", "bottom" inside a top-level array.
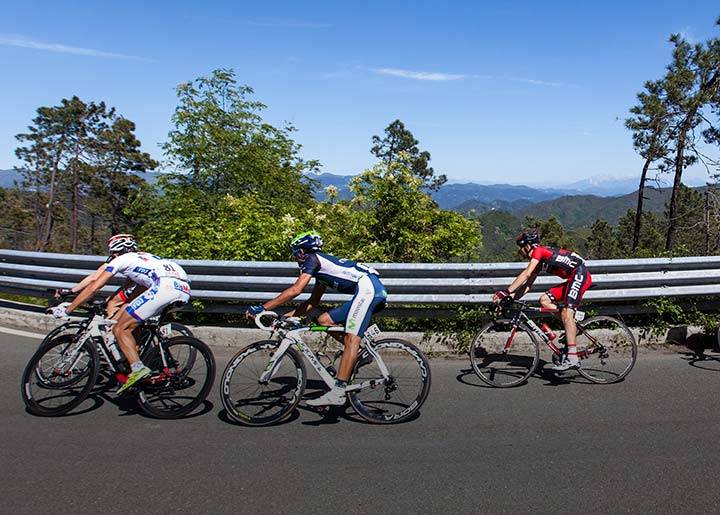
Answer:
[
  {"left": 348, "top": 339, "right": 431, "bottom": 424},
  {"left": 469, "top": 320, "right": 540, "bottom": 387},
  {"left": 21, "top": 335, "right": 99, "bottom": 416},
  {"left": 220, "top": 341, "right": 306, "bottom": 426},
  {"left": 576, "top": 316, "right": 637, "bottom": 384},
  {"left": 137, "top": 336, "right": 216, "bottom": 419}
]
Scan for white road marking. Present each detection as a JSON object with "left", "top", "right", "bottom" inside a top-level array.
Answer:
[{"left": 0, "top": 326, "right": 45, "bottom": 339}]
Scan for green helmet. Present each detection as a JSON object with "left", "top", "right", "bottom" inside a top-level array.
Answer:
[{"left": 290, "top": 231, "right": 323, "bottom": 257}]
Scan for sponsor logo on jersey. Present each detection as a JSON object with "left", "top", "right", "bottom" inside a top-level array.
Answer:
[{"left": 554, "top": 254, "right": 575, "bottom": 267}]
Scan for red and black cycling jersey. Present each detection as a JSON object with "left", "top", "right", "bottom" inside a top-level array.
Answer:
[{"left": 530, "top": 246, "right": 586, "bottom": 279}]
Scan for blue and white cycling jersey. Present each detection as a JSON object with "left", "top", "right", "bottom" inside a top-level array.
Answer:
[
  {"left": 105, "top": 252, "right": 189, "bottom": 289},
  {"left": 299, "top": 252, "right": 379, "bottom": 294}
]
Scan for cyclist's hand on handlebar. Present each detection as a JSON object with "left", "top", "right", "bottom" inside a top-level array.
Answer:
[
  {"left": 48, "top": 302, "right": 71, "bottom": 319},
  {"left": 493, "top": 289, "right": 511, "bottom": 304},
  {"left": 246, "top": 304, "right": 265, "bottom": 319}
]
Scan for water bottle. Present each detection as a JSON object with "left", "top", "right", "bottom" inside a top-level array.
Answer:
[
  {"left": 107, "top": 337, "right": 123, "bottom": 362},
  {"left": 540, "top": 323, "right": 556, "bottom": 341}
]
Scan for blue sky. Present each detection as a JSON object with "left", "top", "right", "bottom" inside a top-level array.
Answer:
[{"left": 0, "top": 0, "right": 718, "bottom": 185}]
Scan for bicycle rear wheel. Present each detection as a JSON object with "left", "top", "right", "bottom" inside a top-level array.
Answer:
[
  {"left": 469, "top": 320, "right": 540, "bottom": 387},
  {"left": 220, "top": 341, "right": 306, "bottom": 426},
  {"left": 576, "top": 316, "right": 637, "bottom": 384},
  {"left": 21, "top": 335, "right": 99, "bottom": 416},
  {"left": 347, "top": 339, "right": 431, "bottom": 424},
  {"left": 137, "top": 336, "right": 216, "bottom": 419}
]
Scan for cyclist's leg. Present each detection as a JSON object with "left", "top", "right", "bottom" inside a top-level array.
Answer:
[
  {"left": 115, "top": 280, "right": 190, "bottom": 391},
  {"left": 307, "top": 276, "right": 385, "bottom": 406},
  {"left": 554, "top": 268, "right": 592, "bottom": 370}
]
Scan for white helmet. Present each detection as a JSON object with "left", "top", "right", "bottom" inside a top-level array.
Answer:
[{"left": 107, "top": 234, "right": 138, "bottom": 255}]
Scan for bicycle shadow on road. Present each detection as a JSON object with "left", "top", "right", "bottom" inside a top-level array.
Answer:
[
  {"left": 85, "top": 373, "right": 215, "bottom": 419},
  {"left": 456, "top": 361, "right": 595, "bottom": 389},
  {"left": 678, "top": 333, "right": 720, "bottom": 372}
]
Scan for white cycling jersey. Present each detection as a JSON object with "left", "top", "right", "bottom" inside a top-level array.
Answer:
[{"left": 104, "top": 252, "right": 189, "bottom": 289}]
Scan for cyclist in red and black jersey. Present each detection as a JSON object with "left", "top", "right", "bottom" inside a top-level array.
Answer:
[{"left": 493, "top": 231, "right": 592, "bottom": 371}]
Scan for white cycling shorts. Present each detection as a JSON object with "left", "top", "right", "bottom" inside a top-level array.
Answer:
[{"left": 125, "top": 278, "right": 191, "bottom": 322}]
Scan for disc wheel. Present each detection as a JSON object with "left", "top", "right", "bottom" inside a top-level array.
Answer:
[
  {"left": 576, "top": 316, "right": 637, "bottom": 384},
  {"left": 220, "top": 341, "right": 306, "bottom": 426},
  {"left": 347, "top": 339, "right": 431, "bottom": 424},
  {"left": 136, "top": 336, "right": 216, "bottom": 419},
  {"left": 21, "top": 335, "right": 99, "bottom": 416},
  {"left": 469, "top": 320, "right": 540, "bottom": 387}
]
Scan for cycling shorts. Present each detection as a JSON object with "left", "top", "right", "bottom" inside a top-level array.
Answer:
[
  {"left": 327, "top": 274, "right": 387, "bottom": 337},
  {"left": 125, "top": 278, "right": 191, "bottom": 322},
  {"left": 546, "top": 265, "right": 592, "bottom": 310}
]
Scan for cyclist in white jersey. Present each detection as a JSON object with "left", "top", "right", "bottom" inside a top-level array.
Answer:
[
  {"left": 52, "top": 234, "right": 191, "bottom": 393},
  {"left": 246, "top": 231, "right": 387, "bottom": 406}
]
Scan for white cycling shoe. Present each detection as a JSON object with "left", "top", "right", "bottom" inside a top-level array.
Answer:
[
  {"left": 552, "top": 355, "right": 580, "bottom": 371},
  {"left": 306, "top": 387, "right": 347, "bottom": 407}
]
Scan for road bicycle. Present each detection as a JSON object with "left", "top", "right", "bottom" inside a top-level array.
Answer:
[
  {"left": 220, "top": 311, "right": 431, "bottom": 426},
  {"left": 36, "top": 289, "right": 194, "bottom": 355},
  {"left": 21, "top": 299, "right": 215, "bottom": 418},
  {"left": 469, "top": 299, "right": 637, "bottom": 387}
]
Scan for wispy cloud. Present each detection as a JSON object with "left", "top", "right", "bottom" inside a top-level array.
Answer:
[
  {"left": 0, "top": 35, "right": 151, "bottom": 60},
  {"left": 240, "top": 20, "right": 332, "bottom": 29},
  {"left": 372, "top": 67, "right": 466, "bottom": 81},
  {"left": 371, "top": 66, "right": 574, "bottom": 87}
]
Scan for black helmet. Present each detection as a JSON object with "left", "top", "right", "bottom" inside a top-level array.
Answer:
[{"left": 515, "top": 230, "right": 540, "bottom": 247}]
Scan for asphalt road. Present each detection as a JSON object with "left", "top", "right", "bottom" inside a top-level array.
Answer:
[{"left": 2, "top": 330, "right": 720, "bottom": 514}]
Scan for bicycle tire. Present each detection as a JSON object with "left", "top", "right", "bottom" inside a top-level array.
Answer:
[
  {"left": 220, "top": 340, "right": 306, "bottom": 426},
  {"left": 469, "top": 320, "right": 540, "bottom": 388},
  {"left": 347, "top": 339, "right": 431, "bottom": 424},
  {"left": 136, "top": 336, "right": 216, "bottom": 419},
  {"left": 138, "top": 323, "right": 197, "bottom": 376},
  {"left": 576, "top": 316, "right": 637, "bottom": 384},
  {"left": 21, "top": 335, "right": 100, "bottom": 416},
  {"left": 37, "top": 321, "right": 84, "bottom": 349}
]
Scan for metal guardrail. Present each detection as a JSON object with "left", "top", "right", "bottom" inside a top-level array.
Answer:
[{"left": 2, "top": 249, "right": 720, "bottom": 313}]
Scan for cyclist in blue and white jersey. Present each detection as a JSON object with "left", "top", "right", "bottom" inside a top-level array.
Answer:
[
  {"left": 246, "top": 231, "right": 388, "bottom": 406},
  {"left": 52, "top": 234, "right": 191, "bottom": 393}
]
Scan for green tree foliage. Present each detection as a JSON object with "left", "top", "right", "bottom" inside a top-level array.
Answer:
[
  {"left": 320, "top": 160, "right": 481, "bottom": 262},
  {"left": 163, "top": 69, "right": 318, "bottom": 211},
  {"left": 14, "top": 96, "right": 156, "bottom": 252},
  {"left": 371, "top": 120, "right": 446, "bottom": 191},
  {"left": 133, "top": 178, "right": 299, "bottom": 260},
  {"left": 586, "top": 219, "right": 620, "bottom": 259},
  {"left": 616, "top": 209, "right": 665, "bottom": 257},
  {"left": 667, "top": 184, "right": 706, "bottom": 253}
]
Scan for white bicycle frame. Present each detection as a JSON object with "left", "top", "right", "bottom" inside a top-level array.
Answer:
[
  {"left": 255, "top": 311, "right": 391, "bottom": 393},
  {"left": 53, "top": 313, "right": 173, "bottom": 373}
]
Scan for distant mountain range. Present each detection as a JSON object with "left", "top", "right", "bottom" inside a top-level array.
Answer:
[{"left": 0, "top": 168, "right": 700, "bottom": 229}]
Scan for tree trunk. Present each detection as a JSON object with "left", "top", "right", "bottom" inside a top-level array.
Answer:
[
  {"left": 665, "top": 127, "right": 688, "bottom": 251},
  {"left": 632, "top": 156, "right": 653, "bottom": 251},
  {"left": 71, "top": 180, "right": 79, "bottom": 253},
  {"left": 37, "top": 164, "right": 59, "bottom": 251}
]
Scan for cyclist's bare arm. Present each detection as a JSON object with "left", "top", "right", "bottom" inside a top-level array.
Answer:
[
  {"left": 262, "top": 273, "right": 314, "bottom": 312},
  {"left": 514, "top": 271, "right": 539, "bottom": 300},
  {"left": 287, "top": 282, "right": 326, "bottom": 317},
  {"left": 508, "top": 259, "right": 540, "bottom": 297},
  {"left": 64, "top": 270, "right": 114, "bottom": 314},
  {"left": 57, "top": 263, "right": 107, "bottom": 296}
]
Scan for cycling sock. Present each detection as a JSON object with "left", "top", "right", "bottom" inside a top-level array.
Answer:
[
  {"left": 334, "top": 379, "right": 348, "bottom": 389},
  {"left": 130, "top": 360, "right": 145, "bottom": 372}
]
